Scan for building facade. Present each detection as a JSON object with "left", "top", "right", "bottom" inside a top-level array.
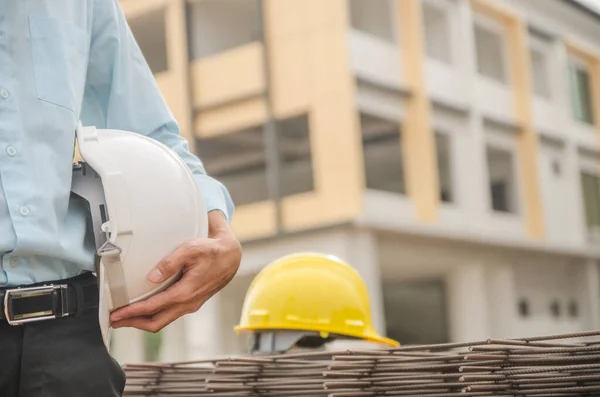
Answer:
[{"left": 110, "top": 0, "right": 600, "bottom": 363}]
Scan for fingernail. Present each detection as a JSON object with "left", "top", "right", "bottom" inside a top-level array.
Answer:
[
  {"left": 110, "top": 312, "right": 122, "bottom": 322},
  {"left": 148, "top": 268, "right": 163, "bottom": 283}
]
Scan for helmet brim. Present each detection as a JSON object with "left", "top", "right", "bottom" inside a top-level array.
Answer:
[{"left": 234, "top": 325, "right": 400, "bottom": 348}]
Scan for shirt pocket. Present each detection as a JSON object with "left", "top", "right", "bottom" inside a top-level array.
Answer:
[{"left": 29, "top": 16, "right": 89, "bottom": 116}]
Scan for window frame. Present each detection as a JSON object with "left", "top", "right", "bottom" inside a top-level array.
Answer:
[
  {"left": 195, "top": 125, "right": 270, "bottom": 206},
  {"left": 579, "top": 156, "right": 600, "bottom": 232},
  {"left": 382, "top": 278, "right": 450, "bottom": 345},
  {"left": 348, "top": 0, "right": 400, "bottom": 44},
  {"left": 434, "top": 129, "right": 455, "bottom": 205},
  {"left": 473, "top": 13, "right": 510, "bottom": 85},
  {"left": 485, "top": 130, "right": 521, "bottom": 215},
  {"left": 568, "top": 55, "right": 595, "bottom": 125},
  {"left": 186, "top": 0, "right": 261, "bottom": 61},
  {"left": 422, "top": 0, "right": 454, "bottom": 65},
  {"left": 528, "top": 33, "right": 554, "bottom": 100},
  {"left": 276, "top": 114, "right": 315, "bottom": 198},
  {"left": 128, "top": 6, "right": 170, "bottom": 74},
  {"left": 358, "top": 111, "right": 406, "bottom": 195}
]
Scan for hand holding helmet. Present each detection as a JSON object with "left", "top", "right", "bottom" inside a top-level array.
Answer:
[
  {"left": 71, "top": 123, "right": 241, "bottom": 345},
  {"left": 110, "top": 211, "right": 241, "bottom": 333}
]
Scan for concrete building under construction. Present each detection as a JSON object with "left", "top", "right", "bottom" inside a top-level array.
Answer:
[{"left": 110, "top": 0, "right": 600, "bottom": 363}]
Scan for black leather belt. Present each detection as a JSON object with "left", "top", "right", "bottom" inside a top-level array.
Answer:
[{"left": 0, "top": 272, "right": 99, "bottom": 325}]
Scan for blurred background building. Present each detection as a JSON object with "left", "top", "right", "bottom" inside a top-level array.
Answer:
[{"left": 110, "top": 0, "right": 600, "bottom": 363}]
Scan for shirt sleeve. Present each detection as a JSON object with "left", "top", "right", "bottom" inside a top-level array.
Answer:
[{"left": 80, "top": 0, "right": 234, "bottom": 221}]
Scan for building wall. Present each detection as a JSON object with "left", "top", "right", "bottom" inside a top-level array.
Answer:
[
  {"left": 120, "top": 0, "right": 600, "bottom": 247},
  {"left": 377, "top": 233, "right": 600, "bottom": 341},
  {"left": 113, "top": 0, "right": 600, "bottom": 362}
]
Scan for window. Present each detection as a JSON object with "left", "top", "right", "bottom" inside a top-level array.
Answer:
[
  {"left": 552, "top": 159, "right": 561, "bottom": 176},
  {"left": 581, "top": 171, "right": 600, "bottom": 230},
  {"left": 569, "top": 60, "right": 594, "bottom": 124},
  {"left": 188, "top": 0, "right": 260, "bottom": 60},
  {"left": 383, "top": 279, "right": 449, "bottom": 345},
  {"left": 518, "top": 298, "right": 530, "bottom": 317},
  {"left": 360, "top": 113, "right": 405, "bottom": 194},
  {"left": 349, "top": 0, "right": 397, "bottom": 43},
  {"left": 436, "top": 132, "right": 453, "bottom": 203},
  {"left": 487, "top": 146, "right": 518, "bottom": 213},
  {"left": 549, "top": 299, "right": 561, "bottom": 318},
  {"left": 528, "top": 30, "right": 553, "bottom": 99},
  {"left": 474, "top": 21, "right": 507, "bottom": 83},
  {"left": 277, "top": 115, "right": 314, "bottom": 197},
  {"left": 196, "top": 126, "right": 269, "bottom": 206},
  {"left": 569, "top": 300, "right": 579, "bottom": 318},
  {"left": 423, "top": 2, "right": 452, "bottom": 64},
  {"left": 195, "top": 116, "right": 314, "bottom": 207},
  {"left": 530, "top": 48, "right": 551, "bottom": 98},
  {"left": 539, "top": 146, "right": 569, "bottom": 243},
  {"left": 128, "top": 8, "right": 168, "bottom": 74}
]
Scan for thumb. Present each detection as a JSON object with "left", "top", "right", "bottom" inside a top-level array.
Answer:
[{"left": 148, "top": 251, "right": 184, "bottom": 284}]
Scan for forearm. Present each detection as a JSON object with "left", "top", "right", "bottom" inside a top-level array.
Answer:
[
  {"left": 83, "top": 0, "right": 234, "bottom": 221},
  {"left": 146, "top": 122, "right": 234, "bottom": 221}
]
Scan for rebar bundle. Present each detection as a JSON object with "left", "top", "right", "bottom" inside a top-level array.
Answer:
[{"left": 123, "top": 330, "right": 600, "bottom": 397}]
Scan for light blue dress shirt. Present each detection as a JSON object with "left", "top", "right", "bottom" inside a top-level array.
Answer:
[{"left": 0, "top": 0, "right": 234, "bottom": 287}]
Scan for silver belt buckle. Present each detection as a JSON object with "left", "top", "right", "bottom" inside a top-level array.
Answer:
[{"left": 3, "top": 285, "right": 68, "bottom": 325}]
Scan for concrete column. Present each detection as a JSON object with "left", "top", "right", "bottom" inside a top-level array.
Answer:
[
  {"left": 554, "top": 42, "right": 586, "bottom": 245},
  {"left": 183, "top": 294, "right": 223, "bottom": 359},
  {"left": 396, "top": 0, "right": 440, "bottom": 223},
  {"left": 110, "top": 327, "right": 145, "bottom": 364},
  {"left": 446, "top": 263, "right": 490, "bottom": 342},
  {"left": 485, "top": 263, "right": 518, "bottom": 339},
  {"left": 456, "top": 0, "right": 489, "bottom": 229},
  {"left": 584, "top": 260, "right": 600, "bottom": 329},
  {"left": 159, "top": 317, "right": 188, "bottom": 362},
  {"left": 344, "top": 231, "right": 387, "bottom": 337}
]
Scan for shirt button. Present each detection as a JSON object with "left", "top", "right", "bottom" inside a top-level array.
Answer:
[
  {"left": 20, "top": 206, "right": 30, "bottom": 216},
  {"left": 1, "top": 89, "right": 9, "bottom": 99},
  {"left": 6, "top": 146, "right": 16, "bottom": 157},
  {"left": 9, "top": 257, "right": 19, "bottom": 268}
]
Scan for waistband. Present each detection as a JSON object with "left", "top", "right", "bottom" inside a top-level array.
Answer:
[{"left": 0, "top": 272, "right": 99, "bottom": 324}]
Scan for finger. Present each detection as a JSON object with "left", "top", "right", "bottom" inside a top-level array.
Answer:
[
  {"left": 147, "top": 250, "right": 184, "bottom": 284},
  {"left": 110, "top": 279, "right": 194, "bottom": 322},
  {"left": 147, "top": 240, "right": 206, "bottom": 284},
  {"left": 111, "top": 304, "right": 190, "bottom": 333}
]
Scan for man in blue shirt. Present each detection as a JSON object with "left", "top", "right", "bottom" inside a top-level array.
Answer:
[{"left": 0, "top": 1, "right": 241, "bottom": 396}]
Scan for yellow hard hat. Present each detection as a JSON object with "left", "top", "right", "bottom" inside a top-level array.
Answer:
[{"left": 235, "top": 252, "right": 399, "bottom": 347}]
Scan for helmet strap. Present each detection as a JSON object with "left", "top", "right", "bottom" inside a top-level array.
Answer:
[{"left": 249, "top": 331, "right": 335, "bottom": 354}]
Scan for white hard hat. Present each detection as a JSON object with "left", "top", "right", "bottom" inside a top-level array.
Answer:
[{"left": 71, "top": 123, "right": 209, "bottom": 348}]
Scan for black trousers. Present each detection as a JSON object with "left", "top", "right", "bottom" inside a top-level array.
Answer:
[{"left": 0, "top": 285, "right": 126, "bottom": 396}]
